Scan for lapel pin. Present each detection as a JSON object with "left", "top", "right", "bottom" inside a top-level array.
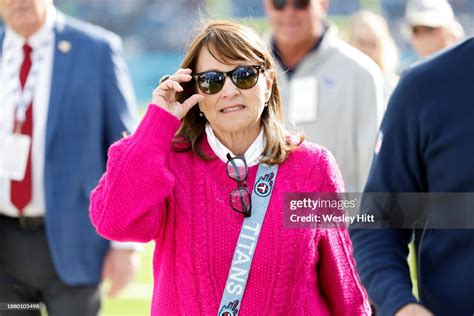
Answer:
[{"left": 58, "top": 40, "right": 72, "bottom": 53}]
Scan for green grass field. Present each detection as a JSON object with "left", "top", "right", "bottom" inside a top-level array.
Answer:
[{"left": 102, "top": 243, "right": 154, "bottom": 316}]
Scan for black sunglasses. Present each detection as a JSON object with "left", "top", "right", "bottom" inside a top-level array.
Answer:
[
  {"left": 271, "top": 0, "right": 311, "bottom": 10},
  {"left": 194, "top": 65, "right": 263, "bottom": 95},
  {"left": 411, "top": 25, "right": 437, "bottom": 36},
  {"left": 226, "top": 153, "right": 251, "bottom": 218}
]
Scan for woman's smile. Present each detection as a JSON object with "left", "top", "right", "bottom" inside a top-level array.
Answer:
[{"left": 220, "top": 104, "right": 246, "bottom": 113}]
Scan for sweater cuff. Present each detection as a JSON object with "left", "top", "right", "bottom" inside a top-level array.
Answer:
[{"left": 132, "top": 104, "right": 181, "bottom": 148}]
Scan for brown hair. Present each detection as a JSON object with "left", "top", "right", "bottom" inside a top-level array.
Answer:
[{"left": 172, "top": 20, "right": 303, "bottom": 165}]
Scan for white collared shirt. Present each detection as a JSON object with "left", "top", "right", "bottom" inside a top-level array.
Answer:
[
  {"left": 0, "top": 7, "right": 56, "bottom": 217},
  {"left": 205, "top": 124, "right": 266, "bottom": 167}
]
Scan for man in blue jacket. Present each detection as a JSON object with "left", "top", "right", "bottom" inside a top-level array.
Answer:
[
  {"left": 0, "top": 0, "right": 138, "bottom": 315},
  {"left": 350, "top": 38, "right": 474, "bottom": 315}
]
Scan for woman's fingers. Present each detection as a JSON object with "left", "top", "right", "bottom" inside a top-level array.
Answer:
[
  {"left": 151, "top": 81, "right": 176, "bottom": 109},
  {"left": 168, "top": 73, "right": 193, "bottom": 83},
  {"left": 175, "top": 68, "right": 192, "bottom": 75},
  {"left": 171, "top": 68, "right": 192, "bottom": 76},
  {"left": 158, "top": 70, "right": 192, "bottom": 94},
  {"left": 152, "top": 79, "right": 183, "bottom": 105},
  {"left": 169, "top": 68, "right": 193, "bottom": 82},
  {"left": 159, "top": 78, "right": 183, "bottom": 92},
  {"left": 181, "top": 94, "right": 204, "bottom": 114},
  {"left": 166, "top": 94, "right": 203, "bottom": 120},
  {"left": 151, "top": 68, "right": 202, "bottom": 119}
]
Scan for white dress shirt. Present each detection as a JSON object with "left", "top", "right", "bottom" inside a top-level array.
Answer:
[
  {"left": 205, "top": 123, "right": 266, "bottom": 167},
  {"left": 0, "top": 7, "right": 56, "bottom": 217}
]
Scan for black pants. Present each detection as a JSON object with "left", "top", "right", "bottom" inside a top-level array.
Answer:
[{"left": 0, "top": 215, "right": 100, "bottom": 316}]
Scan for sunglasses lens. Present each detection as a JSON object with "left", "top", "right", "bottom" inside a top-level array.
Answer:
[
  {"left": 294, "top": 0, "right": 310, "bottom": 9},
  {"left": 197, "top": 71, "right": 224, "bottom": 94},
  {"left": 232, "top": 66, "right": 259, "bottom": 90},
  {"left": 230, "top": 188, "right": 251, "bottom": 214},
  {"left": 271, "top": 0, "right": 286, "bottom": 10},
  {"left": 226, "top": 157, "right": 247, "bottom": 181},
  {"left": 272, "top": 0, "right": 309, "bottom": 10},
  {"left": 411, "top": 25, "right": 437, "bottom": 36}
]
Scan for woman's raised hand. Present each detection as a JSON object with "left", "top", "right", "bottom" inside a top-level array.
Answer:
[{"left": 152, "top": 68, "right": 204, "bottom": 119}]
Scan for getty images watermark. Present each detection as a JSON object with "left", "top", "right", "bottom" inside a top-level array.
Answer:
[
  {"left": 284, "top": 192, "right": 474, "bottom": 229},
  {"left": 284, "top": 193, "right": 374, "bottom": 228},
  {"left": 287, "top": 195, "right": 374, "bottom": 226}
]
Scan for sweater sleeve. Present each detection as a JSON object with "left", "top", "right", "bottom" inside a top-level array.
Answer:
[
  {"left": 315, "top": 148, "right": 371, "bottom": 315},
  {"left": 90, "top": 104, "right": 181, "bottom": 243},
  {"left": 349, "top": 69, "right": 426, "bottom": 315}
]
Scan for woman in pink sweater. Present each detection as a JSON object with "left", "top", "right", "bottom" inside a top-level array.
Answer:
[{"left": 90, "top": 20, "right": 370, "bottom": 315}]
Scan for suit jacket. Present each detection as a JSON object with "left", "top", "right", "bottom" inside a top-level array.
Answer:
[{"left": 0, "top": 12, "right": 137, "bottom": 285}]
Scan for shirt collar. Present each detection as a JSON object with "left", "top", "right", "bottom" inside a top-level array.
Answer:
[
  {"left": 205, "top": 124, "right": 266, "bottom": 167},
  {"left": 4, "top": 6, "right": 56, "bottom": 49}
]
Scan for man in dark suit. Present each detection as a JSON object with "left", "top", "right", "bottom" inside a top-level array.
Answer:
[{"left": 0, "top": 0, "right": 138, "bottom": 315}]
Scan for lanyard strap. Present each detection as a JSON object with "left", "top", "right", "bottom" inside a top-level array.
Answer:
[
  {"left": 2, "top": 37, "right": 52, "bottom": 123},
  {"left": 218, "top": 163, "right": 279, "bottom": 316}
]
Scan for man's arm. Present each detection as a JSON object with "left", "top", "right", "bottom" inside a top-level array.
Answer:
[
  {"left": 102, "top": 33, "right": 137, "bottom": 144},
  {"left": 350, "top": 70, "right": 429, "bottom": 315}
]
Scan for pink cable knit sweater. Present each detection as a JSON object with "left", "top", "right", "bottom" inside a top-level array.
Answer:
[{"left": 90, "top": 105, "right": 370, "bottom": 315}]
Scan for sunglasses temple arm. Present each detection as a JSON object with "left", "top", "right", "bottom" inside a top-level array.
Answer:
[
  {"left": 238, "top": 189, "right": 250, "bottom": 214},
  {"left": 227, "top": 153, "right": 243, "bottom": 179}
]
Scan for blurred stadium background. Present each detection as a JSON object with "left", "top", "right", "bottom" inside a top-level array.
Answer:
[{"left": 53, "top": 0, "right": 474, "bottom": 108}]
